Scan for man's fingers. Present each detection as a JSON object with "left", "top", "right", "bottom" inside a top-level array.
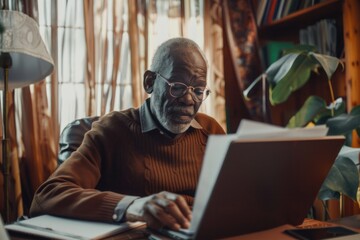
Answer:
[
  {"left": 167, "top": 194, "right": 192, "bottom": 221},
  {"left": 145, "top": 202, "right": 181, "bottom": 230},
  {"left": 158, "top": 194, "right": 191, "bottom": 226},
  {"left": 153, "top": 196, "right": 190, "bottom": 229},
  {"left": 143, "top": 192, "right": 192, "bottom": 230},
  {"left": 125, "top": 192, "right": 193, "bottom": 231}
]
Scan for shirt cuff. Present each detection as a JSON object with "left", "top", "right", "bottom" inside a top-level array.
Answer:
[{"left": 112, "top": 195, "right": 139, "bottom": 222}]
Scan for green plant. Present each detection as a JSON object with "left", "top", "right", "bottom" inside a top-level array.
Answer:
[{"left": 244, "top": 46, "right": 360, "bottom": 205}]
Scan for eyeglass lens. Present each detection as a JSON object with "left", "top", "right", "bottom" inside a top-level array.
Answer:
[
  {"left": 170, "top": 83, "right": 209, "bottom": 102},
  {"left": 156, "top": 72, "right": 210, "bottom": 102}
]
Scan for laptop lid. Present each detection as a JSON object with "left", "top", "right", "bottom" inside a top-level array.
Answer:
[{"left": 190, "top": 135, "right": 344, "bottom": 239}]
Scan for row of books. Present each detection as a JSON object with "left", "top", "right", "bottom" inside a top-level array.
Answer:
[
  {"left": 299, "top": 19, "right": 338, "bottom": 57},
  {"left": 256, "top": 0, "right": 326, "bottom": 26},
  {"left": 260, "top": 18, "right": 339, "bottom": 68}
]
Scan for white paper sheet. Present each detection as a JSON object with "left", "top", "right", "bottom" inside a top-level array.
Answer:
[{"left": 5, "top": 215, "right": 145, "bottom": 240}]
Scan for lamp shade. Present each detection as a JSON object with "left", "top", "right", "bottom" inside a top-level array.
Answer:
[{"left": 0, "top": 10, "right": 54, "bottom": 90}]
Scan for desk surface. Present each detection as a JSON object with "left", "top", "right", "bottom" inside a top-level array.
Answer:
[
  {"left": 7, "top": 217, "right": 360, "bottom": 240},
  {"left": 330, "top": 214, "right": 360, "bottom": 229}
]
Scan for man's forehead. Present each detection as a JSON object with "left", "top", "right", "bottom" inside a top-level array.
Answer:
[{"left": 168, "top": 49, "right": 206, "bottom": 66}]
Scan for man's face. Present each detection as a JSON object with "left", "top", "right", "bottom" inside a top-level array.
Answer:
[{"left": 150, "top": 49, "right": 207, "bottom": 134}]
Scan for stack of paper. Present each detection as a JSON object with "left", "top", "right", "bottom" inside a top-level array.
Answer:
[{"left": 5, "top": 215, "right": 145, "bottom": 240}]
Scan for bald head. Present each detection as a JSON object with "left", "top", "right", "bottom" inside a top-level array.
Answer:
[{"left": 150, "top": 38, "right": 207, "bottom": 73}]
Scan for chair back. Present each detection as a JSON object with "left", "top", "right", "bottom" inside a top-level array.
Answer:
[{"left": 58, "top": 116, "right": 100, "bottom": 165}]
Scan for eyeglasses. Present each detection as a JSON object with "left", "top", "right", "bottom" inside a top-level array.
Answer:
[{"left": 156, "top": 72, "right": 211, "bottom": 102}]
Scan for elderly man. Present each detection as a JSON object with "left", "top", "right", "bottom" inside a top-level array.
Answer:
[{"left": 30, "top": 37, "right": 225, "bottom": 231}]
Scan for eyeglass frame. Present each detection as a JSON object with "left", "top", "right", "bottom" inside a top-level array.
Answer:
[{"left": 155, "top": 72, "right": 211, "bottom": 102}]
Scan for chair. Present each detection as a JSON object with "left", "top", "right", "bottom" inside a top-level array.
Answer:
[{"left": 58, "top": 116, "right": 100, "bottom": 165}]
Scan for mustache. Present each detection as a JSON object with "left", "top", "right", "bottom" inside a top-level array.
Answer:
[{"left": 168, "top": 106, "right": 194, "bottom": 115}]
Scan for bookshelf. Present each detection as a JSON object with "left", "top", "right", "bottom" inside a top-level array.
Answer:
[
  {"left": 258, "top": 0, "right": 343, "bottom": 40},
  {"left": 252, "top": 0, "right": 360, "bottom": 218},
  {"left": 253, "top": 0, "right": 360, "bottom": 125}
]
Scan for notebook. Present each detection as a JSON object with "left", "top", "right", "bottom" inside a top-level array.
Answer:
[
  {"left": 0, "top": 215, "right": 10, "bottom": 240},
  {"left": 159, "top": 120, "right": 345, "bottom": 239},
  {"left": 5, "top": 214, "right": 145, "bottom": 240}
]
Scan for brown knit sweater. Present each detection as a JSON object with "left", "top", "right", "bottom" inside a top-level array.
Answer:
[{"left": 30, "top": 105, "right": 225, "bottom": 223}]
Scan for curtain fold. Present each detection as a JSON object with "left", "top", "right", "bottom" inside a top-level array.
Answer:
[
  {"left": 83, "top": 0, "right": 96, "bottom": 116},
  {"left": 109, "top": 0, "right": 125, "bottom": 111},
  {"left": 128, "top": 0, "right": 143, "bottom": 108},
  {"left": 0, "top": 0, "right": 228, "bottom": 220},
  {"left": 203, "top": 0, "right": 226, "bottom": 130},
  {"left": 223, "top": 0, "right": 263, "bottom": 121}
]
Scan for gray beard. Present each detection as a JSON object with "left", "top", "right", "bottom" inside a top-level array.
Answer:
[
  {"left": 150, "top": 95, "right": 191, "bottom": 134},
  {"left": 156, "top": 113, "right": 190, "bottom": 134}
]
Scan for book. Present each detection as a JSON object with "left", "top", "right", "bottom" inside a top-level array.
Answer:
[
  {"left": 281, "top": 0, "right": 293, "bottom": 17},
  {"left": 299, "top": 19, "right": 338, "bottom": 57},
  {"left": 261, "top": 41, "right": 295, "bottom": 67},
  {"left": 265, "top": 0, "right": 279, "bottom": 24},
  {"left": 256, "top": 0, "right": 269, "bottom": 26},
  {"left": 0, "top": 215, "right": 10, "bottom": 240},
  {"left": 288, "top": 0, "right": 301, "bottom": 14},
  {"left": 275, "top": 0, "right": 286, "bottom": 20},
  {"left": 5, "top": 215, "right": 145, "bottom": 240}
]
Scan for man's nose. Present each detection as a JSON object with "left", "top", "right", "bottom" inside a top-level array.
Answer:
[{"left": 180, "top": 88, "right": 196, "bottom": 104}]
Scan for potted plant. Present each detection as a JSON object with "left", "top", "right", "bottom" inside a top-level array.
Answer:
[{"left": 243, "top": 46, "right": 360, "bottom": 217}]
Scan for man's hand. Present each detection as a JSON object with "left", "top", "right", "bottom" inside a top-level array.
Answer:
[{"left": 125, "top": 191, "right": 192, "bottom": 231}]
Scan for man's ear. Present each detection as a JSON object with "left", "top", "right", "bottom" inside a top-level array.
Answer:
[{"left": 143, "top": 70, "right": 156, "bottom": 94}]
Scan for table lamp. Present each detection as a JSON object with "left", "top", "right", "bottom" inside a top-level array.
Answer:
[{"left": 0, "top": 10, "right": 54, "bottom": 223}]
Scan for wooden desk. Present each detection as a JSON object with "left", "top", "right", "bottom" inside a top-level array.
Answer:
[
  {"left": 8, "top": 227, "right": 150, "bottom": 240},
  {"left": 7, "top": 217, "right": 360, "bottom": 240}
]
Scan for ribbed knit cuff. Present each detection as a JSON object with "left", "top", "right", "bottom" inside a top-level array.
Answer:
[
  {"left": 112, "top": 196, "right": 140, "bottom": 222},
  {"left": 97, "top": 194, "right": 123, "bottom": 222}
]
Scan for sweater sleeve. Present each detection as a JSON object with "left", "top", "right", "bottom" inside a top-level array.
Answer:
[{"left": 30, "top": 114, "right": 130, "bottom": 223}]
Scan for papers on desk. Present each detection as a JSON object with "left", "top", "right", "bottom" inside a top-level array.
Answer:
[
  {"left": 236, "top": 119, "right": 329, "bottom": 139},
  {"left": 0, "top": 215, "right": 10, "bottom": 240},
  {"left": 5, "top": 215, "right": 145, "bottom": 240}
]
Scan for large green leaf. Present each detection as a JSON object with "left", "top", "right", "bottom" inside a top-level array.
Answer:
[
  {"left": 338, "top": 146, "right": 360, "bottom": 165},
  {"left": 350, "top": 105, "right": 360, "bottom": 137},
  {"left": 287, "top": 96, "right": 327, "bottom": 128},
  {"left": 243, "top": 74, "right": 263, "bottom": 100},
  {"left": 266, "top": 53, "right": 299, "bottom": 85},
  {"left": 243, "top": 49, "right": 342, "bottom": 105},
  {"left": 313, "top": 97, "right": 346, "bottom": 125},
  {"left": 243, "top": 53, "right": 300, "bottom": 100},
  {"left": 318, "top": 156, "right": 359, "bottom": 201},
  {"left": 310, "top": 53, "right": 343, "bottom": 80},
  {"left": 269, "top": 53, "right": 318, "bottom": 105},
  {"left": 326, "top": 111, "right": 360, "bottom": 136}
]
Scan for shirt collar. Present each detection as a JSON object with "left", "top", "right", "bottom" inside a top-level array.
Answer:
[{"left": 140, "top": 98, "right": 202, "bottom": 133}]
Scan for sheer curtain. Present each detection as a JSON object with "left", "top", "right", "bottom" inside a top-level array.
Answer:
[{"left": 0, "top": 0, "right": 227, "bottom": 220}]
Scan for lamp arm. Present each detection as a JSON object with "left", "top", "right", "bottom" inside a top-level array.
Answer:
[{"left": 1, "top": 52, "right": 12, "bottom": 223}]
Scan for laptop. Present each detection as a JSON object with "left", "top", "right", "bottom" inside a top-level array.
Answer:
[{"left": 158, "top": 121, "right": 345, "bottom": 239}]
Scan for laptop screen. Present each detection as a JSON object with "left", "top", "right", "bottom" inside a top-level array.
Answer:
[{"left": 189, "top": 134, "right": 344, "bottom": 239}]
